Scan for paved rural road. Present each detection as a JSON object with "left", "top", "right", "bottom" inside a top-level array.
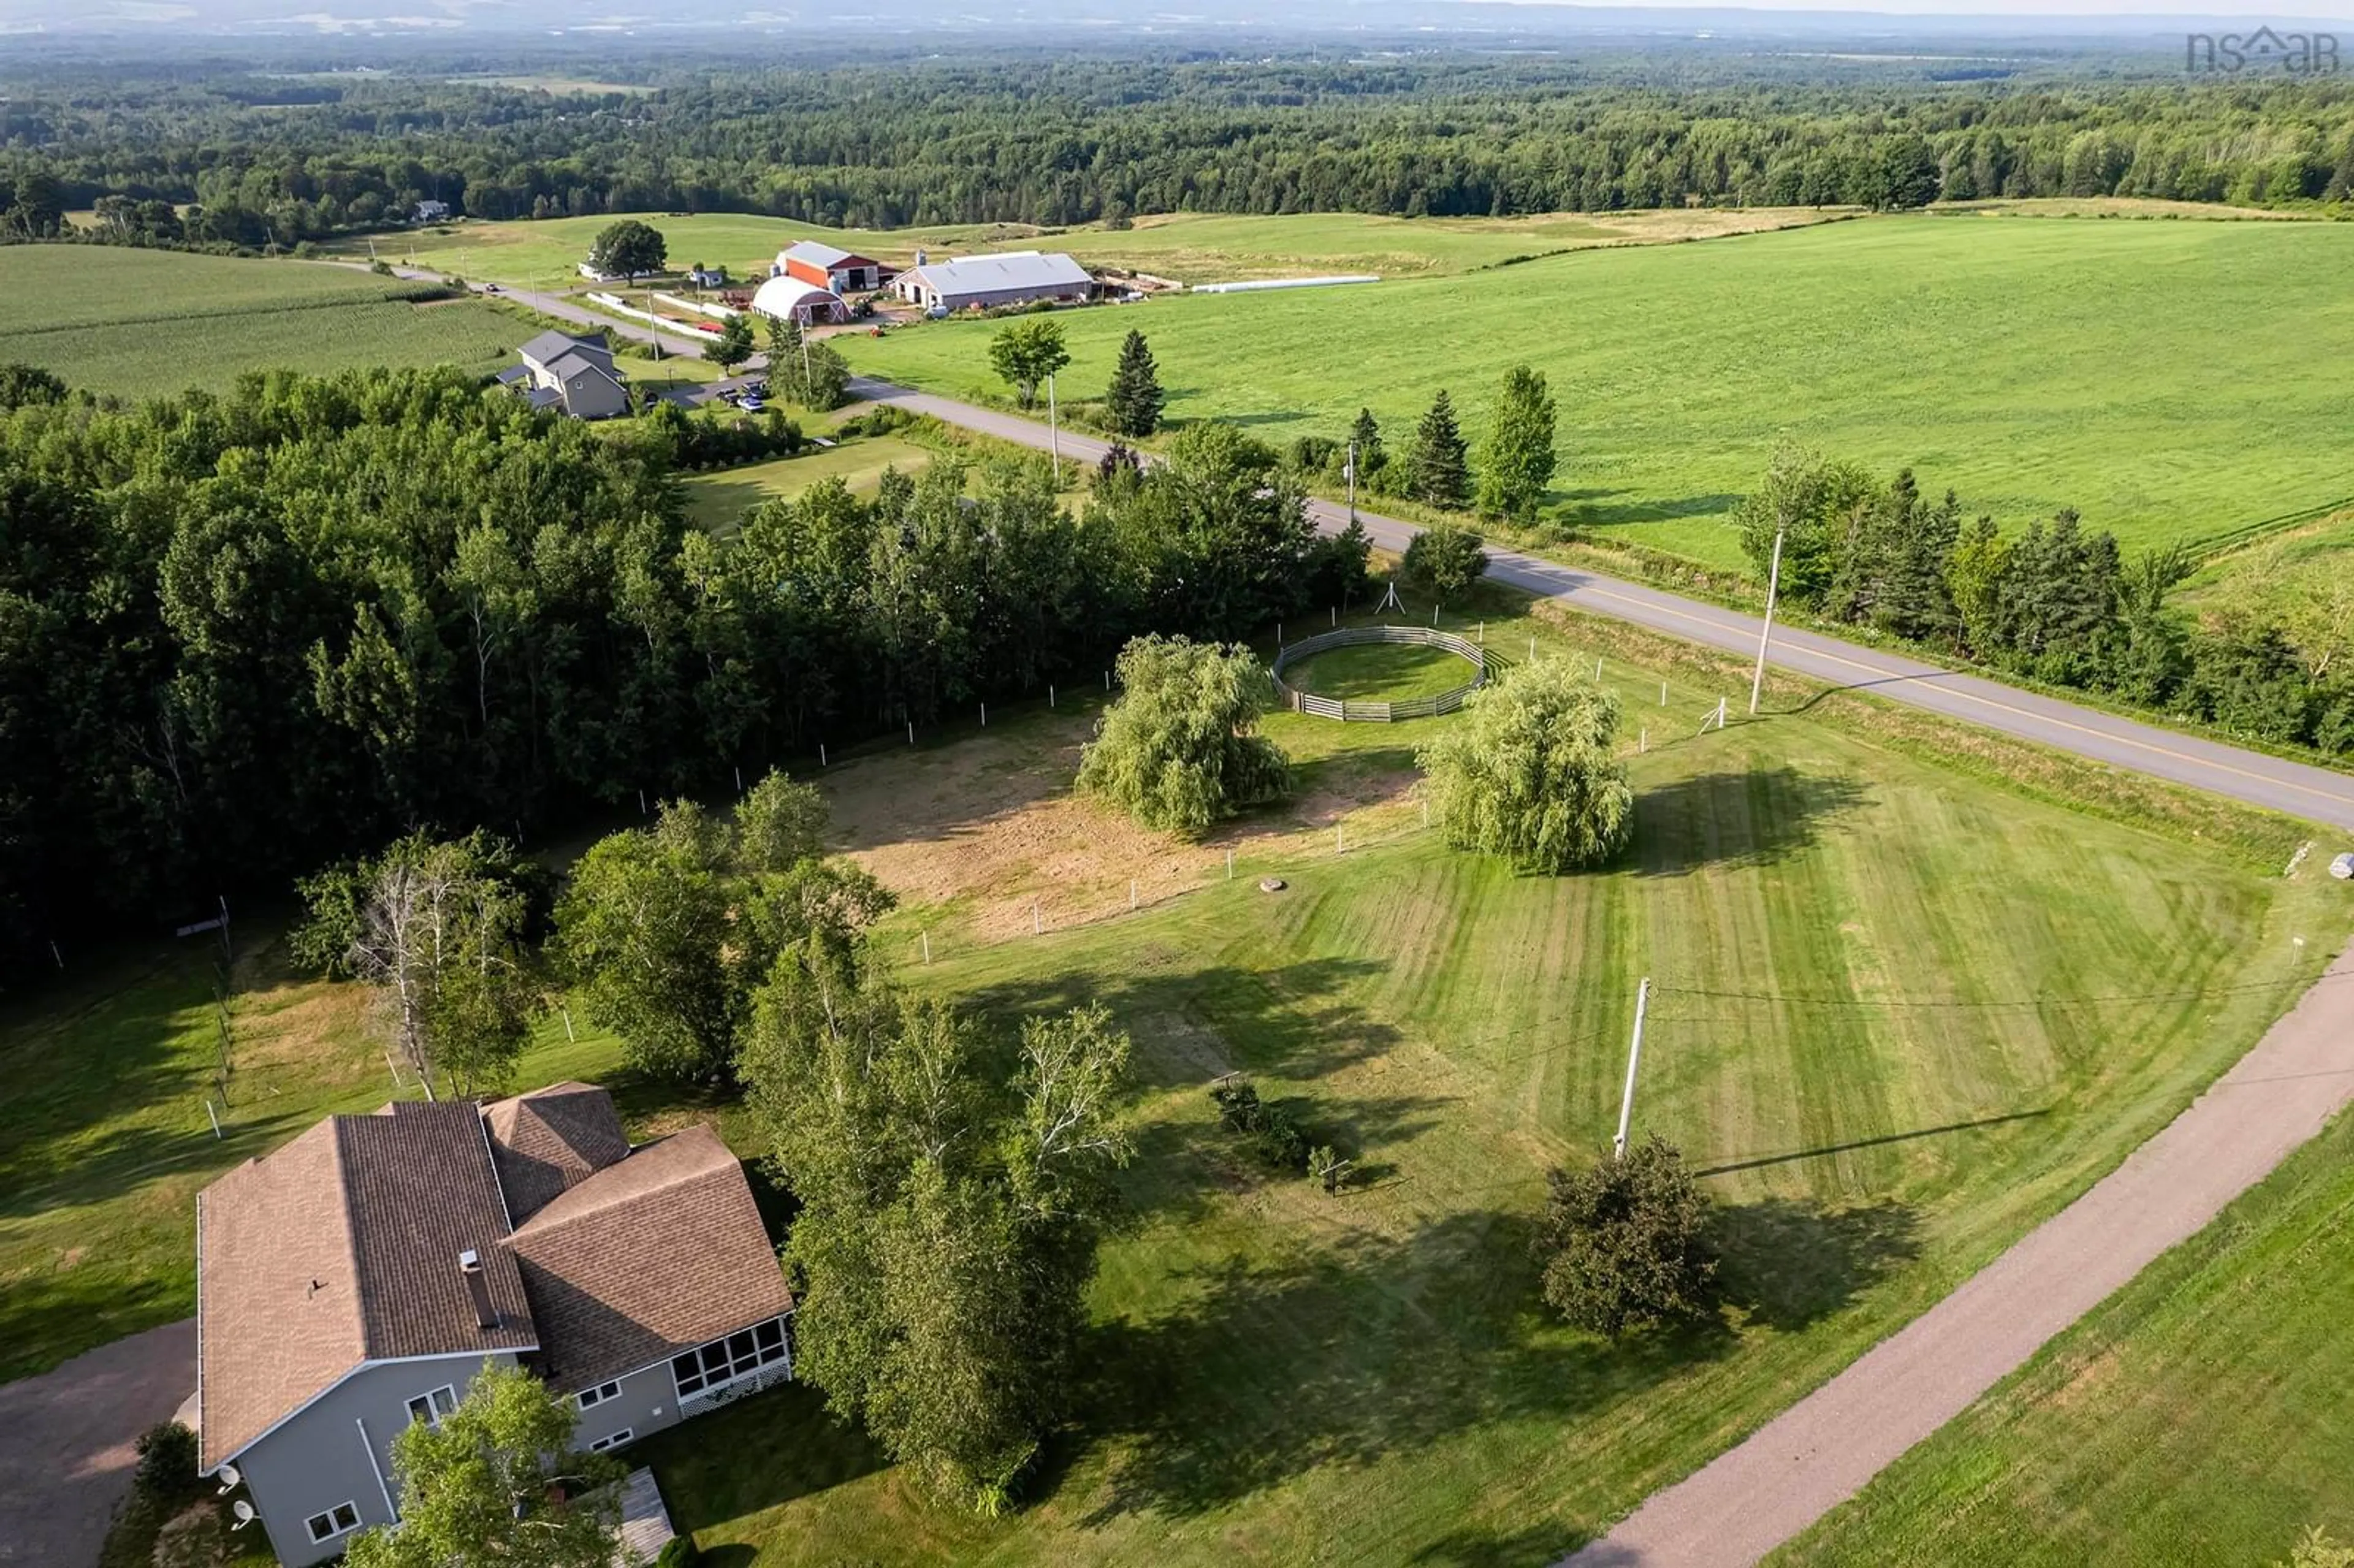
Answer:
[
  {"left": 0, "top": 1317, "right": 196, "bottom": 1566},
  {"left": 848, "top": 376, "right": 2354, "bottom": 834},
  {"left": 1563, "top": 937, "right": 2354, "bottom": 1568}
]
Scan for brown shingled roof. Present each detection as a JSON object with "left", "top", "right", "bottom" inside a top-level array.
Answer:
[
  {"left": 503, "top": 1124, "right": 791, "bottom": 1391},
  {"left": 482, "top": 1081, "right": 630, "bottom": 1224},
  {"left": 196, "top": 1101, "right": 535, "bottom": 1472}
]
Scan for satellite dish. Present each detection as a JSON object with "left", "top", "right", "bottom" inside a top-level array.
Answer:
[
  {"left": 215, "top": 1463, "right": 242, "bottom": 1496},
  {"left": 230, "top": 1501, "right": 257, "bottom": 1531}
]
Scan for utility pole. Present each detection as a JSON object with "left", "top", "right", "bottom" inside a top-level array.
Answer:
[
  {"left": 1750, "top": 521, "right": 1786, "bottom": 716},
  {"left": 1613, "top": 977, "right": 1651, "bottom": 1160},
  {"left": 1346, "top": 440, "right": 1358, "bottom": 523},
  {"left": 1048, "top": 373, "right": 1060, "bottom": 475}
]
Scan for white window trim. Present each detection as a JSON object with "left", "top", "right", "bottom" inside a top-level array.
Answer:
[
  {"left": 576, "top": 1380, "right": 621, "bottom": 1410},
  {"left": 305, "top": 1501, "right": 362, "bottom": 1543},
  {"left": 588, "top": 1428, "right": 634, "bottom": 1452},
  {"left": 406, "top": 1384, "right": 459, "bottom": 1426},
  {"left": 669, "top": 1316, "right": 790, "bottom": 1404}
]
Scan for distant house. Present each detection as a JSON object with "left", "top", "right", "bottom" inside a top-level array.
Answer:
[
  {"left": 748, "top": 275, "right": 850, "bottom": 326},
  {"left": 775, "top": 240, "right": 885, "bottom": 294},
  {"left": 195, "top": 1084, "right": 793, "bottom": 1568},
  {"left": 685, "top": 264, "right": 729, "bottom": 288},
  {"left": 891, "top": 249, "right": 1093, "bottom": 312},
  {"left": 411, "top": 199, "right": 451, "bottom": 223},
  {"left": 498, "top": 330, "right": 630, "bottom": 419}
]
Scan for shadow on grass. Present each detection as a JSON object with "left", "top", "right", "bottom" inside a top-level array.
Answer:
[
  {"left": 1569, "top": 491, "right": 1743, "bottom": 527},
  {"left": 1073, "top": 1209, "right": 1727, "bottom": 1525},
  {"left": 963, "top": 956, "right": 1403, "bottom": 1092},
  {"left": 1629, "top": 768, "right": 1871, "bottom": 878},
  {"left": 644, "top": 1380, "right": 891, "bottom": 1540},
  {"left": 1409, "top": 1519, "right": 1590, "bottom": 1567},
  {"left": 1694, "top": 1109, "right": 2050, "bottom": 1179},
  {"left": 1710, "top": 1197, "right": 1921, "bottom": 1333}
]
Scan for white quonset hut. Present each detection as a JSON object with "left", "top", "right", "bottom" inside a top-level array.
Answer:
[
  {"left": 748, "top": 276, "right": 850, "bottom": 326},
  {"left": 891, "top": 250, "right": 1093, "bottom": 312}
]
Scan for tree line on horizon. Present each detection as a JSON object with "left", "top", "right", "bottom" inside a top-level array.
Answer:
[{"left": 5, "top": 56, "right": 2354, "bottom": 252}]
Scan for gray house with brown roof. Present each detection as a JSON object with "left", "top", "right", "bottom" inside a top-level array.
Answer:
[{"left": 196, "top": 1084, "right": 791, "bottom": 1567}]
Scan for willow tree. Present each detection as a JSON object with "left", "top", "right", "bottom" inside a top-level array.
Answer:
[
  {"left": 1076, "top": 635, "right": 1290, "bottom": 834},
  {"left": 1417, "top": 658, "right": 1632, "bottom": 872}
]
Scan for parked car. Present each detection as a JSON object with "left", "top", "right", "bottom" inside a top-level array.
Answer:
[
  {"left": 926, "top": 305, "right": 950, "bottom": 319},
  {"left": 737, "top": 395, "right": 764, "bottom": 413}
]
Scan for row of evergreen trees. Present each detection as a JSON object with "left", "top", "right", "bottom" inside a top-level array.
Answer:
[
  {"left": 1736, "top": 444, "right": 2354, "bottom": 755},
  {"left": 1290, "top": 371, "right": 1561, "bottom": 525}
]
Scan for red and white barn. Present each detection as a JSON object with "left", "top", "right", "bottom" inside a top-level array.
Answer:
[{"left": 774, "top": 240, "right": 886, "bottom": 294}]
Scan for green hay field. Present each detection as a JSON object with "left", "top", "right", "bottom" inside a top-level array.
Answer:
[
  {"left": 842, "top": 212, "right": 2354, "bottom": 572},
  {"left": 0, "top": 248, "right": 528, "bottom": 398},
  {"left": 1777, "top": 1096, "right": 2354, "bottom": 1568}
]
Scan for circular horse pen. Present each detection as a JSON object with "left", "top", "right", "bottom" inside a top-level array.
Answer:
[{"left": 1271, "top": 625, "right": 1488, "bottom": 721}]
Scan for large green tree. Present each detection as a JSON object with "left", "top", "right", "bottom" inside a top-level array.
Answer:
[
  {"left": 1076, "top": 634, "right": 1290, "bottom": 834},
  {"left": 1536, "top": 1135, "right": 1719, "bottom": 1338},
  {"left": 1474, "top": 365, "right": 1558, "bottom": 524},
  {"left": 588, "top": 218, "right": 667, "bottom": 280},
  {"left": 1407, "top": 390, "right": 1472, "bottom": 511},
  {"left": 740, "top": 943, "right": 1132, "bottom": 1511},
  {"left": 1418, "top": 658, "right": 1632, "bottom": 873},
  {"left": 552, "top": 774, "right": 885, "bottom": 1082},
  {"left": 705, "top": 313, "right": 756, "bottom": 374},
  {"left": 1731, "top": 439, "right": 1881, "bottom": 606},
  {"left": 1103, "top": 328, "right": 1164, "bottom": 438},
  {"left": 986, "top": 318, "right": 1070, "bottom": 411},
  {"left": 344, "top": 1362, "right": 625, "bottom": 1568}
]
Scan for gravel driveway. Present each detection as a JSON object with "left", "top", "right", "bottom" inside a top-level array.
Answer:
[{"left": 0, "top": 1318, "right": 196, "bottom": 1567}]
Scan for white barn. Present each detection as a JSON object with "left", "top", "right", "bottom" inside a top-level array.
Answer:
[
  {"left": 891, "top": 250, "right": 1093, "bottom": 312},
  {"left": 748, "top": 276, "right": 850, "bottom": 326}
]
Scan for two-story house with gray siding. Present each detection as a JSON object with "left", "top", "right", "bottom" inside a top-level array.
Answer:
[{"left": 196, "top": 1084, "right": 793, "bottom": 1567}]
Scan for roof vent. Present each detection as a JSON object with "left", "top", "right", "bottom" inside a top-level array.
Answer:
[{"left": 459, "top": 1249, "right": 498, "bottom": 1332}]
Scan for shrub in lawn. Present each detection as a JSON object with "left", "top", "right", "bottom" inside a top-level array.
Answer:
[
  {"left": 655, "top": 1537, "right": 701, "bottom": 1568},
  {"left": 1418, "top": 658, "right": 1633, "bottom": 873},
  {"left": 1536, "top": 1135, "right": 1719, "bottom": 1338},
  {"left": 134, "top": 1421, "right": 198, "bottom": 1498},
  {"left": 1209, "top": 1077, "right": 1310, "bottom": 1173}
]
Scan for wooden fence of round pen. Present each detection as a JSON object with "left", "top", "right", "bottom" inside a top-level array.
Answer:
[{"left": 1270, "top": 625, "right": 1488, "bottom": 722}]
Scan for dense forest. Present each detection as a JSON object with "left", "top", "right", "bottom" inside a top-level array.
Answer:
[
  {"left": 4, "top": 53, "right": 2354, "bottom": 248},
  {"left": 0, "top": 367, "right": 1365, "bottom": 971}
]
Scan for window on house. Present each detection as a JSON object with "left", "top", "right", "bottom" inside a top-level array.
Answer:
[
  {"left": 588, "top": 1428, "right": 634, "bottom": 1452},
  {"left": 305, "top": 1501, "right": 362, "bottom": 1543},
  {"left": 576, "top": 1380, "right": 622, "bottom": 1410},
  {"left": 406, "top": 1385, "right": 459, "bottom": 1426},
  {"left": 669, "top": 1315, "right": 790, "bottom": 1399}
]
